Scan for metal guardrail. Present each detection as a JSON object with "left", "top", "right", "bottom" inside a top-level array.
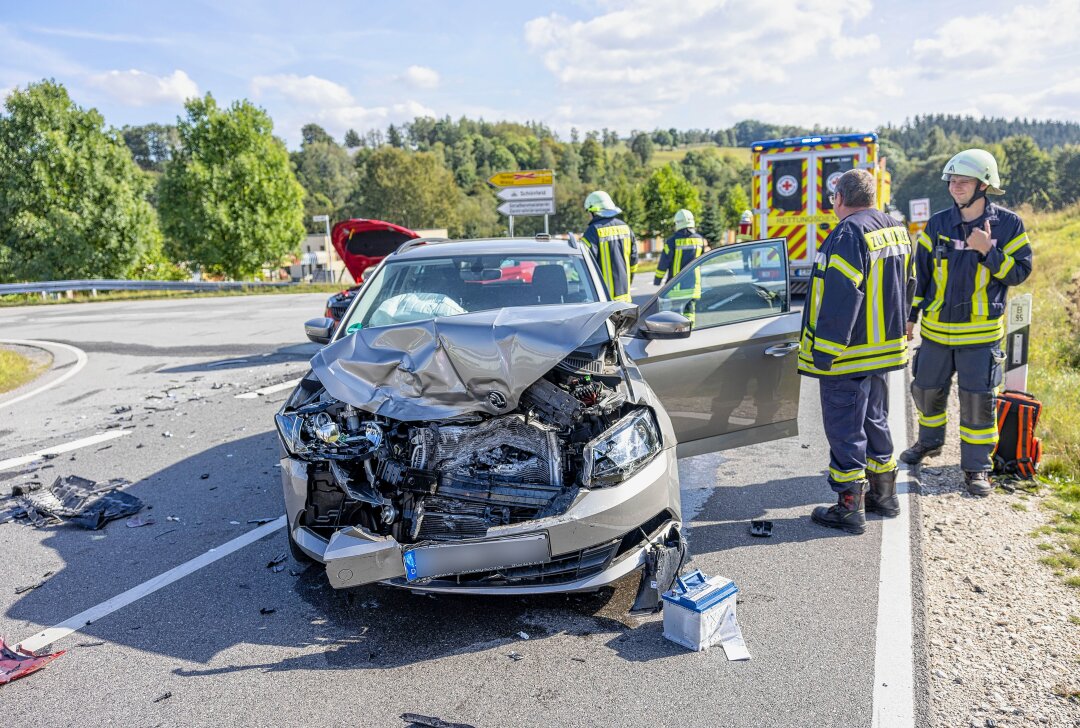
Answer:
[{"left": 0, "top": 279, "right": 299, "bottom": 296}]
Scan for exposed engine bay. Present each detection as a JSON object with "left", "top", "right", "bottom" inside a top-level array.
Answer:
[{"left": 277, "top": 335, "right": 657, "bottom": 546}]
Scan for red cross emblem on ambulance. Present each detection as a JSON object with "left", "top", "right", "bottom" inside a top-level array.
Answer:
[{"left": 777, "top": 174, "right": 798, "bottom": 197}]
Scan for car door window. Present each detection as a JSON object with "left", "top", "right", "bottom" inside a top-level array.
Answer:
[{"left": 655, "top": 239, "right": 788, "bottom": 329}]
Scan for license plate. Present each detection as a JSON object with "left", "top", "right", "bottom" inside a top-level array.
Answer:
[
  {"left": 793, "top": 268, "right": 810, "bottom": 277},
  {"left": 403, "top": 534, "right": 550, "bottom": 581}
]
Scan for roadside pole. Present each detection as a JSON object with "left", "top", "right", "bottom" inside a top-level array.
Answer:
[
  {"left": 312, "top": 214, "right": 335, "bottom": 281},
  {"left": 1004, "top": 293, "right": 1032, "bottom": 391}
]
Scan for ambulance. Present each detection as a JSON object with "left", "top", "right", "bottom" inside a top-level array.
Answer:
[{"left": 749, "top": 132, "right": 892, "bottom": 293}]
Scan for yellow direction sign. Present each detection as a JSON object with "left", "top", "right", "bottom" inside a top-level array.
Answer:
[{"left": 488, "top": 169, "right": 553, "bottom": 187}]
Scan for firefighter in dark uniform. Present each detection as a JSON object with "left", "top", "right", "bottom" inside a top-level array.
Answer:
[
  {"left": 901, "top": 149, "right": 1033, "bottom": 496},
  {"left": 582, "top": 190, "right": 638, "bottom": 302},
  {"left": 798, "top": 169, "right": 913, "bottom": 534},
  {"left": 654, "top": 209, "right": 706, "bottom": 324}
]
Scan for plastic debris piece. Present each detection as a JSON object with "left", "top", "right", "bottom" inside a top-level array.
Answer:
[
  {"left": 18, "top": 476, "right": 143, "bottom": 530},
  {"left": 260, "top": 607, "right": 276, "bottom": 615},
  {"left": 10, "top": 483, "right": 42, "bottom": 497},
  {"left": 571, "top": 657, "right": 586, "bottom": 663},
  {"left": 267, "top": 553, "right": 288, "bottom": 569},
  {"left": 199, "top": 473, "right": 210, "bottom": 480},
  {"left": 77, "top": 641, "right": 105, "bottom": 647},
  {"left": 400, "top": 714, "right": 478, "bottom": 728},
  {"left": 166, "top": 516, "right": 181, "bottom": 522},
  {"left": 152, "top": 691, "right": 172, "bottom": 703},
  {"left": 126, "top": 515, "right": 156, "bottom": 528},
  {"left": 248, "top": 517, "right": 276, "bottom": 525},
  {"left": 749, "top": 520, "right": 773, "bottom": 538},
  {"left": 516, "top": 631, "right": 530, "bottom": 640},
  {"left": 161, "top": 431, "right": 172, "bottom": 438},
  {"left": 229, "top": 520, "right": 240, "bottom": 525},
  {"left": 0, "top": 637, "right": 64, "bottom": 685},
  {"left": 507, "top": 651, "right": 524, "bottom": 661}
]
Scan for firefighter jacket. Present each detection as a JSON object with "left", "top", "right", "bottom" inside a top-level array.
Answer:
[
  {"left": 909, "top": 202, "right": 1032, "bottom": 347},
  {"left": 798, "top": 209, "right": 913, "bottom": 379},
  {"left": 654, "top": 229, "right": 706, "bottom": 298},
  {"left": 582, "top": 215, "right": 638, "bottom": 302}
]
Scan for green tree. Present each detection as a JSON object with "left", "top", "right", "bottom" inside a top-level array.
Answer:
[
  {"left": 719, "top": 184, "right": 750, "bottom": 231},
  {"left": 301, "top": 123, "right": 334, "bottom": 147},
  {"left": 699, "top": 191, "right": 723, "bottom": 244},
  {"left": 0, "top": 80, "right": 162, "bottom": 282},
  {"left": 641, "top": 165, "right": 700, "bottom": 236},
  {"left": 630, "top": 132, "right": 654, "bottom": 166},
  {"left": 1052, "top": 145, "right": 1080, "bottom": 207},
  {"left": 1001, "top": 135, "right": 1054, "bottom": 208},
  {"left": 158, "top": 94, "right": 305, "bottom": 279},
  {"left": 347, "top": 146, "right": 462, "bottom": 232},
  {"left": 579, "top": 137, "right": 606, "bottom": 183},
  {"left": 292, "top": 134, "right": 357, "bottom": 231},
  {"left": 121, "top": 123, "right": 179, "bottom": 172},
  {"left": 343, "top": 128, "right": 361, "bottom": 149}
]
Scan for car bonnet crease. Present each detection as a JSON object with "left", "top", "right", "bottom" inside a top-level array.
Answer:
[{"left": 309, "top": 301, "right": 637, "bottom": 421}]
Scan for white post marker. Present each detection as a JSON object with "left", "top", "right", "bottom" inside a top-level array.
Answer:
[
  {"left": 1004, "top": 293, "right": 1032, "bottom": 392},
  {"left": 871, "top": 369, "right": 916, "bottom": 728}
]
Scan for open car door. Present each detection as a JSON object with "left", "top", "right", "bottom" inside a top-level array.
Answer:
[{"left": 623, "top": 238, "right": 802, "bottom": 458}]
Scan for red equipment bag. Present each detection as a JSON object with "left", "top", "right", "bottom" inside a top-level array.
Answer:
[{"left": 992, "top": 390, "right": 1043, "bottom": 479}]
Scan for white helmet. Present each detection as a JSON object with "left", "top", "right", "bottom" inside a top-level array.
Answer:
[
  {"left": 942, "top": 149, "right": 1005, "bottom": 195},
  {"left": 584, "top": 190, "right": 621, "bottom": 216},
  {"left": 674, "top": 209, "right": 695, "bottom": 231}
]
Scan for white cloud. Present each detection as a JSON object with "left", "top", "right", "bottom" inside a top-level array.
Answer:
[
  {"left": 86, "top": 69, "right": 198, "bottom": 106},
  {"left": 401, "top": 65, "right": 440, "bottom": 89},
  {"left": 248, "top": 72, "right": 435, "bottom": 145},
  {"left": 832, "top": 34, "right": 880, "bottom": 59},
  {"left": 251, "top": 74, "right": 354, "bottom": 107},
  {"left": 524, "top": 0, "right": 881, "bottom": 128}
]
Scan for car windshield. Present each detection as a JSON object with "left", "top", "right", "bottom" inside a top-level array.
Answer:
[{"left": 339, "top": 252, "right": 599, "bottom": 334}]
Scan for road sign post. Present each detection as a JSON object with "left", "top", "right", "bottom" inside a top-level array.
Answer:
[
  {"left": 1005, "top": 293, "right": 1032, "bottom": 391},
  {"left": 489, "top": 170, "right": 555, "bottom": 236}
]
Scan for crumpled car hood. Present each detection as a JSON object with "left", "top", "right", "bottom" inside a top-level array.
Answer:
[{"left": 309, "top": 302, "right": 636, "bottom": 421}]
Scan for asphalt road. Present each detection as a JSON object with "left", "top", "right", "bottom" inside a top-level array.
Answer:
[{"left": 0, "top": 291, "right": 919, "bottom": 727}]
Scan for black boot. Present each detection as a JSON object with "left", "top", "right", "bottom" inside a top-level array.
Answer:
[
  {"left": 811, "top": 481, "right": 867, "bottom": 535},
  {"left": 866, "top": 469, "right": 900, "bottom": 517},
  {"left": 899, "top": 441, "right": 942, "bottom": 465},
  {"left": 964, "top": 470, "right": 993, "bottom": 497}
]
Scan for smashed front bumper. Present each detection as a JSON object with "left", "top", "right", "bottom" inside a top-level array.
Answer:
[{"left": 281, "top": 449, "right": 681, "bottom": 594}]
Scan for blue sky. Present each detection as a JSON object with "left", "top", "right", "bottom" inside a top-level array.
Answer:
[{"left": 3, "top": 0, "right": 1079, "bottom": 148}]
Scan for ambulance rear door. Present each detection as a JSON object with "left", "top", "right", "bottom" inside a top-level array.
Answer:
[
  {"left": 756, "top": 149, "right": 813, "bottom": 287},
  {"left": 811, "top": 144, "right": 868, "bottom": 266}
]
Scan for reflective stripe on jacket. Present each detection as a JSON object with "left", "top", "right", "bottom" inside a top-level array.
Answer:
[
  {"left": 582, "top": 215, "right": 638, "bottom": 302},
  {"left": 910, "top": 203, "right": 1032, "bottom": 347},
  {"left": 798, "top": 209, "right": 913, "bottom": 379},
  {"left": 654, "top": 229, "right": 706, "bottom": 298}
]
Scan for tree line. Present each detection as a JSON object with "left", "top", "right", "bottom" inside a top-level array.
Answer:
[{"left": 3, "top": 78, "right": 1079, "bottom": 283}]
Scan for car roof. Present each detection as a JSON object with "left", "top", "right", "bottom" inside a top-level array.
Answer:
[{"left": 390, "top": 237, "right": 585, "bottom": 261}]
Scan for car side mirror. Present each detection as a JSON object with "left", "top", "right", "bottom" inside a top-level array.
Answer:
[
  {"left": 640, "top": 311, "right": 692, "bottom": 339},
  {"left": 305, "top": 317, "right": 336, "bottom": 345}
]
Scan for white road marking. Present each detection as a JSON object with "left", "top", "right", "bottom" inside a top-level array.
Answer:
[
  {"left": 0, "top": 430, "right": 132, "bottom": 472},
  {"left": 18, "top": 516, "right": 287, "bottom": 653},
  {"left": 235, "top": 378, "right": 302, "bottom": 399},
  {"left": 0, "top": 339, "right": 88, "bottom": 410},
  {"left": 871, "top": 369, "right": 915, "bottom": 728}
]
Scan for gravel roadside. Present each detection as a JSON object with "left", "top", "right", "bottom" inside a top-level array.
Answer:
[{"left": 911, "top": 383, "right": 1080, "bottom": 727}]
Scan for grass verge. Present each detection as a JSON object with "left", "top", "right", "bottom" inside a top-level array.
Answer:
[
  {"left": 1017, "top": 203, "right": 1080, "bottom": 587},
  {"left": 0, "top": 349, "right": 48, "bottom": 394}
]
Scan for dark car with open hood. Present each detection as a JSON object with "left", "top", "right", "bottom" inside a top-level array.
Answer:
[
  {"left": 322, "top": 219, "right": 420, "bottom": 327},
  {"left": 280, "top": 234, "right": 802, "bottom": 601}
]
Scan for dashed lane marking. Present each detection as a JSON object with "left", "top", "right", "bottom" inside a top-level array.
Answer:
[
  {"left": 0, "top": 339, "right": 88, "bottom": 411},
  {"left": 871, "top": 369, "right": 916, "bottom": 727},
  {"left": 0, "top": 430, "right": 132, "bottom": 472},
  {"left": 18, "top": 516, "right": 287, "bottom": 653},
  {"left": 235, "top": 378, "right": 302, "bottom": 399}
]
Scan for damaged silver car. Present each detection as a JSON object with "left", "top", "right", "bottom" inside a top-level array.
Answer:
[{"left": 278, "top": 237, "right": 801, "bottom": 597}]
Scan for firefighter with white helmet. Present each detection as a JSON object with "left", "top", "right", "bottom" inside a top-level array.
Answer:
[
  {"left": 902, "top": 149, "right": 1033, "bottom": 495},
  {"left": 581, "top": 190, "right": 638, "bottom": 302},
  {"left": 654, "top": 208, "right": 706, "bottom": 324}
]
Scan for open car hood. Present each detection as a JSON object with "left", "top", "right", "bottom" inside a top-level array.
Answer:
[
  {"left": 331, "top": 219, "right": 418, "bottom": 281},
  {"left": 309, "top": 302, "right": 637, "bottom": 421}
]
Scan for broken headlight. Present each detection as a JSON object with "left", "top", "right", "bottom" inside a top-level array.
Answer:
[
  {"left": 275, "top": 412, "right": 310, "bottom": 456},
  {"left": 582, "top": 409, "right": 661, "bottom": 488}
]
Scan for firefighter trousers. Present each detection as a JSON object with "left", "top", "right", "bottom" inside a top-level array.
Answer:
[
  {"left": 819, "top": 372, "right": 894, "bottom": 492},
  {"left": 910, "top": 339, "right": 1004, "bottom": 472}
]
